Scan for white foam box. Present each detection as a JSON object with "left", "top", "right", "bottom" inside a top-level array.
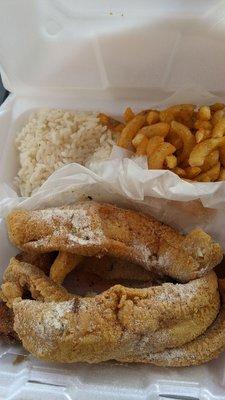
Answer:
[{"left": 1, "top": 1, "right": 225, "bottom": 399}]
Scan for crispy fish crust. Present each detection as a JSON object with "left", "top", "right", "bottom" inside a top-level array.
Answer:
[
  {"left": 15, "top": 252, "right": 56, "bottom": 274},
  {"left": 1, "top": 258, "right": 222, "bottom": 366},
  {"left": 0, "top": 301, "right": 18, "bottom": 342},
  {"left": 6, "top": 202, "right": 223, "bottom": 282}
]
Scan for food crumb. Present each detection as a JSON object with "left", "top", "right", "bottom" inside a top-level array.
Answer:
[{"left": 13, "top": 355, "right": 27, "bottom": 365}]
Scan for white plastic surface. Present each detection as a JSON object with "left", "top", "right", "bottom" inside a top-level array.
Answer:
[
  {"left": 1, "top": 1, "right": 225, "bottom": 399},
  {"left": 1, "top": 0, "right": 225, "bottom": 99}
]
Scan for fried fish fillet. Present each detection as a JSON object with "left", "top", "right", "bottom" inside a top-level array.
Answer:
[
  {"left": 1, "top": 258, "right": 223, "bottom": 366},
  {"left": 79, "top": 256, "right": 158, "bottom": 282},
  {"left": 15, "top": 251, "right": 56, "bottom": 274},
  {"left": 64, "top": 256, "right": 167, "bottom": 296},
  {"left": 122, "top": 279, "right": 225, "bottom": 367},
  {"left": 6, "top": 202, "right": 223, "bottom": 282},
  {"left": 0, "top": 301, "right": 18, "bottom": 342}
]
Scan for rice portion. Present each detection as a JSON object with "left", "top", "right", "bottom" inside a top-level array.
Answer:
[{"left": 15, "top": 109, "right": 114, "bottom": 196}]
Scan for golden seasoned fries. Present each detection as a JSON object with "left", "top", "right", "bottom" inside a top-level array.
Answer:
[
  {"left": 171, "top": 121, "right": 195, "bottom": 163},
  {"left": 185, "top": 167, "right": 201, "bottom": 179},
  {"left": 195, "top": 129, "right": 211, "bottom": 143},
  {"left": 189, "top": 137, "right": 225, "bottom": 167},
  {"left": 212, "top": 109, "right": 225, "bottom": 126},
  {"left": 98, "top": 113, "right": 124, "bottom": 133},
  {"left": 147, "top": 136, "right": 164, "bottom": 157},
  {"left": 167, "top": 132, "right": 183, "bottom": 150},
  {"left": 138, "top": 122, "right": 170, "bottom": 139},
  {"left": 112, "top": 103, "right": 225, "bottom": 182},
  {"left": 98, "top": 112, "right": 109, "bottom": 126},
  {"left": 147, "top": 110, "right": 159, "bottom": 125},
  {"left": 165, "top": 155, "right": 177, "bottom": 169},
  {"left": 201, "top": 150, "right": 219, "bottom": 173},
  {"left": 136, "top": 136, "right": 149, "bottom": 156},
  {"left": 198, "top": 106, "right": 211, "bottom": 121},
  {"left": 124, "top": 107, "right": 135, "bottom": 123},
  {"left": 160, "top": 104, "right": 194, "bottom": 124},
  {"left": 137, "top": 109, "right": 151, "bottom": 117},
  {"left": 114, "top": 123, "right": 125, "bottom": 133},
  {"left": 117, "top": 115, "right": 146, "bottom": 149},
  {"left": 194, "top": 120, "right": 212, "bottom": 131},
  {"left": 132, "top": 133, "right": 145, "bottom": 148},
  {"left": 210, "top": 103, "right": 225, "bottom": 113},
  {"left": 212, "top": 119, "right": 225, "bottom": 138},
  {"left": 148, "top": 142, "right": 176, "bottom": 169},
  {"left": 196, "top": 162, "right": 221, "bottom": 182}
]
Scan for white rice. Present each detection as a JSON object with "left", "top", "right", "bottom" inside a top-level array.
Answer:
[{"left": 15, "top": 109, "right": 114, "bottom": 196}]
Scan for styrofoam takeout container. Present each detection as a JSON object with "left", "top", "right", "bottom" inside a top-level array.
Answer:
[{"left": 1, "top": 1, "right": 225, "bottom": 399}]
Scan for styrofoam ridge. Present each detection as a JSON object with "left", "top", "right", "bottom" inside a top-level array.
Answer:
[{"left": 1, "top": 348, "right": 225, "bottom": 400}]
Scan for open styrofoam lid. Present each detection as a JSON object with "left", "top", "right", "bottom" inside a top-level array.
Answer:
[{"left": 1, "top": 0, "right": 225, "bottom": 99}]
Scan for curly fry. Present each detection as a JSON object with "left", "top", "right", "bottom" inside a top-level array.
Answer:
[
  {"left": 212, "top": 118, "right": 225, "bottom": 138},
  {"left": 136, "top": 136, "right": 149, "bottom": 156},
  {"left": 194, "top": 120, "right": 212, "bottom": 131},
  {"left": 202, "top": 150, "right": 219, "bottom": 173},
  {"left": 185, "top": 167, "right": 201, "bottom": 179},
  {"left": 146, "top": 136, "right": 164, "bottom": 157},
  {"left": 146, "top": 110, "right": 159, "bottom": 125},
  {"left": 165, "top": 155, "right": 177, "bottom": 169},
  {"left": 160, "top": 104, "right": 194, "bottom": 124},
  {"left": 137, "top": 109, "right": 151, "bottom": 117},
  {"left": 138, "top": 122, "right": 170, "bottom": 139},
  {"left": 196, "top": 162, "right": 221, "bottom": 182},
  {"left": 210, "top": 103, "right": 225, "bottom": 113},
  {"left": 189, "top": 137, "right": 225, "bottom": 167},
  {"left": 114, "top": 123, "right": 125, "bottom": 133},
  {"left": 166, "top": 132, "right": 183, "bottom": 150},
  {"left": 124, "top": 107, "right": 135, "bottom": 123},
  {"left": 171, "top": 121, "right": 195, "bottom": 163},
  {"left": 117, "top": 115, "right": 146, "bottom": 149},
  {"left": 148, "top": 142, "right": 176, "bottom": 169},
  {"left": 132, "top": 133, "right": 145, "bottom": 148},
  {"left": 212, "top": 110, "right": 225, "bottom": 126},
  {"left": 98, "top": 113, "right": 124, "bottom": 133},
  {"left": 198, "top": 106, "right": 211, "bottom": 121},
  {"left": 195, "top": 129, "right": 211, "bottom": 143},
  {"left": 176, "top": 109, "right": 195, "bottom": 129}
]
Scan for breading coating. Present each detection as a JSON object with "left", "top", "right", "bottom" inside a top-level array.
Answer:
[
  {"left": 1, "top": 258, "right": 223, "bottom": 366},
  {"left": 6, "top": 202, "right": 223, "bottom": 282}
]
